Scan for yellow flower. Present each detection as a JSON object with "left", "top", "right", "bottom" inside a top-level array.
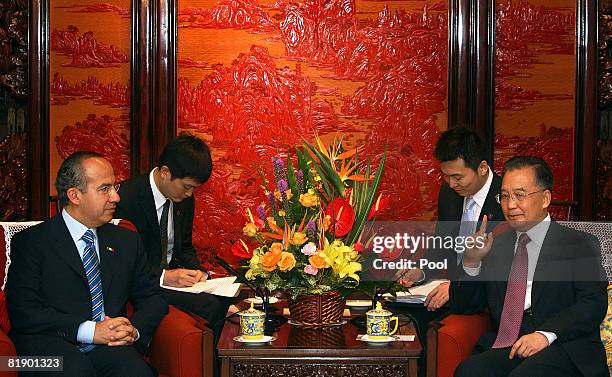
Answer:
[
  {"left": 267, "top": 217, "right": 277, "bottom": 227},
  {"left": 242, "top": 222, "right": 258, "bottom": 237},
  {"left": 290, "top": 231, "right": 308, "bottom": 246},
  {"left": 321, "top": 214, "right": 331, "bottom": 231},
  {"left": 299, "top": 189, "right": 320, "bottom": 207},
  {"left": 274, "top": 189, "right": 293, "bottom": 201},
  {"left": 278, "top": 252, "right": 296, "bottom": 271},
  {"left": 337, "top": 260, "right": 362, "bottom": 282},
  {"left": 278, "top": 210, "right": 286, "bottom": 217}
]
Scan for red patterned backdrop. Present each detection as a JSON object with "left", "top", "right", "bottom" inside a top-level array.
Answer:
[
  {"left": 49, "top": 0, "right": 131, "bottom": 194},
  {"left": 176, "top": 0, "right": 449, "bottom": 269},
  {"left": 493, "top": 0, "right": 576, "bottom": 219}
]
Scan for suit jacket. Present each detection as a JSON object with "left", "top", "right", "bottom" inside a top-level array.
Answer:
[
  {"left": 115, "top": 174, "right": 203, "bottom": 278},
  {"left": 450, "top": 221, "right": 608, "bottom": 377},
  {"left": 424, "top": 173, "right": 504, "bottom": 279},
  {"left": 6, "top": 215, "right": 168, "bottom": 353}
]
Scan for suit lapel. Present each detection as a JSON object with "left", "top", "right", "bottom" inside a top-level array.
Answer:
[
  {"left": 139, "top": 177, "right": 161, "bottom": 240},
  {"left": 97, "top": 224, "right": 116, "bottom": 299},
  {"left": 51, "top": 215, "right": 88, "bottom": 284},
  {"left": 173, "top": 202, "right": 181, "bottom": 257},
  {"left": 530, "top": 221, "right": 558, "bottom": 308}
]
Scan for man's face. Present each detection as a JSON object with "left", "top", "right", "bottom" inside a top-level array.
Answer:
[
  {"left": 439, "top": 158, "right": 489, "bottom": 197},
  {"left": 500, "top": 167, "right": 550, "bottom": 232},
  {"left": 159, "top": 166, "right": 202, "bottom": 202},
  {"left": 71, "top": 157, "right": 120, "bottom": 228}
]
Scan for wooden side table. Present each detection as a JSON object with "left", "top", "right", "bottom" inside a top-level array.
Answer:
[{"left": 218, "top": 317, "right": 421, "bottom": 377}]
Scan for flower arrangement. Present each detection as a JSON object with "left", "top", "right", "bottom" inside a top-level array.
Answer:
[{"left": 234, "top": 135, "right": 387, "bottom": 300}]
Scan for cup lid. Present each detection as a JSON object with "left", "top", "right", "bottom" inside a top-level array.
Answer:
[
  {"left": 367, "top": 301, "right": 391, "bottom": 316},
  {"left": 240, "top": 302, "right": 265, "bottom": 317}
]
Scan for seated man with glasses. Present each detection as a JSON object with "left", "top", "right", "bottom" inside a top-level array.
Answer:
[
  {"left": 451, "top": 156, "right": 607, "bottom": 377},
  {"left": 6, "top": 151, "right": 167, "bottom": 377}
]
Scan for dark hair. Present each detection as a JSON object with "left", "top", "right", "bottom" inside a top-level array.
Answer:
[
  {"left": 55, "top": 151, "right": 102, "bottom": 207},
  {"left": 158, "top": 133, "right": 212, "bottom": 183},
  {"left": 434, "top": 127, "right": 487, "bottom": 170},
  {"left": 503, "top": 156, "right": 553, "bottom": 191}
]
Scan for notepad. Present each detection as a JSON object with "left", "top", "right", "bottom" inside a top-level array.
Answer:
[
  {"left": 162, "top": 276, "right": 241, "bottom": 297},
  {"left": 383, "top": 279, "right": 449, "bottom": 303}
]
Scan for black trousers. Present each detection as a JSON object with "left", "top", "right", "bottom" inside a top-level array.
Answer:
[
  {"left": 161, "top": 288, "right": 232, "bottom": 335},
  {"left": 11, "top": 334, "right": 155, "bottom": 377},
  {"left": 454, "top": 313, "right": 581, "bottom": 377}
]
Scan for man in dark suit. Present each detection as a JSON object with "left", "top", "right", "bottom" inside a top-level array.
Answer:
[
  {"left": 400, "top": 128, "right": 504, "bottom": 311},
  {"left": 6, "top": 151, "right": 168, "bottom": 377},
  {"left": 114, "top": 133, "right": 228, "bottom": 332},
  {"left": 451, "top": 156, "right": 607, "bottom": 377}
]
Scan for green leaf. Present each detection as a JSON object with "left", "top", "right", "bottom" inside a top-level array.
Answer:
[
  {"left": 303, "top": 140, "right": 346, "bottom": 196},
  {"left": 346, "top": 151, "right": 386, "bottom": 245}
]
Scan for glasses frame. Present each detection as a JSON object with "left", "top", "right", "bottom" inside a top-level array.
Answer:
[
  {"left": 96, "top": 183, "right": 121, "bottom": 196},
  {"left": 495, "top": 189, "right": 546, "bottom": 204}
]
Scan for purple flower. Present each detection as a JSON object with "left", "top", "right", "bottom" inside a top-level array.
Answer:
[
  {"left": 306, "top": 220, "right": 317, "bottom": 239},
  {"left": 304, "top": 265, "right": 319, "bottom": 275},
  {"left": 257, "top": 204, "right": 266, "bottom": 220},
  {"left": 268, "top": 192, "right": 277, "bottom": 213},
  {"left": 277, "top": 179, "right": 288, "bottom": 193},
  {"left": 272, "top": 156, "right": 287, "bottom": 182},
  {"left": 296, "top": 170, "right": 304, "bottom": 193}
]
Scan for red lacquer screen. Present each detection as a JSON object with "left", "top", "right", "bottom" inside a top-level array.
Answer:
[
  {"left": 49, "top": 0, "right": 131, "bottom": 195},
  {"left": 493, "top": 0, "right": 575, "bottom": 219},
  {"left": 177, "top": 0, "right": 449, "bottom": 268}
]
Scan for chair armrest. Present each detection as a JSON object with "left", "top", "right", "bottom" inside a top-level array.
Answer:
[
  {"left": 0, "top": 330, "right": 17, "bottom": 377},
  {"left": 147, "top": 305, "right": 215, "bottom": 377},
  {"left": 434, "top": 313, "right": 491, "bottom": 377}
]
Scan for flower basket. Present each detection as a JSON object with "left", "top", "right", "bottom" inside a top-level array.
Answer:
[
  {"left": 288, "top": 323, "right": 346, "bottom": 346},
  {"left": 288, "top": 290, "right": 346, "bottom": 326}
]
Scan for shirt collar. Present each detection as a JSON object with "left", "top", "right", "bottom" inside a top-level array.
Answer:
[
  {"left": 149, "top": 168, "right": 169, "bottom": 211},
  {"left": 62, "top": 208, "right": 97, "bottom": 244},
  {"left": 517, "top": 213, "right": 551, "bottom": 248},
  {"left": 467, "top": 167, "right": 493, "bottom": 209}
]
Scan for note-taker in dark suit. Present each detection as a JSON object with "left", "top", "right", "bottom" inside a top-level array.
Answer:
[
  {"left": 6, "top": 215, "right": 168, "bottom": 376},
  {"left": 451, "top": 221, "right": 608, "bottom": 377},
  {"left": 115, "top": 174, "right": 201, "bottom": 277},
  {"left": 426, "top": 173, "right": 504, "bottom": 279},
  {"left": 115, "top": 174, "right": 228, "bottom": 329}
]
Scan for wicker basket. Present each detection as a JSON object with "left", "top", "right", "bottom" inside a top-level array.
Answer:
[{"left": 288, "top": 291, "right": 346, "bottom": 326}]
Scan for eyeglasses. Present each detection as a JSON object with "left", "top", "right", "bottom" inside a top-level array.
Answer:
[
  {"left": 495, "top": 189, "right": 546, "bottom": 204},
  {"left": 97, "top": 183, "right": 120, "bottom": 196}
]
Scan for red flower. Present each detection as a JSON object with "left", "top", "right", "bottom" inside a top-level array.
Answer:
[
  {"left": 231, "top": 239, "right": 252, "bottom": 259},
  {"left": 367, "top": 194, "right": 389, "bottom": 220},
  {"left": 325, "top": 197, "right": 355, "bottom": 237},
  {"left": 353, "top": 241, "right": 364, "bottom": 252}
]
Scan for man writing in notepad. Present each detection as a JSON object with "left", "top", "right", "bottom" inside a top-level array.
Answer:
[{"left": 115, "top": 133, "right": 229, "bottom": 332}]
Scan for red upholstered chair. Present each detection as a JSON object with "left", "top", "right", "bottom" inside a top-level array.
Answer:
[{"left": 0, "top": 220, "right": 214, "bottom": 377}]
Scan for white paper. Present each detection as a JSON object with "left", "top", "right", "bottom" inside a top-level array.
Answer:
[
  {"left": 356, "top": 334, "right": 415, "bottom": 342},
  {"left": 161, "top": 276, "right": 241, "bottom": 297},
  {"left": 383, "top": 279, "right": 449, "bottom": 303}
]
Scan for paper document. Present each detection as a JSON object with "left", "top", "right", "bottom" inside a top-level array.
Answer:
[
  {"left": 162, "top": 276, "right": 241, "bottom": 297},
  {"left": 383, "top": 279, "right": 449, "bottom": 303}
]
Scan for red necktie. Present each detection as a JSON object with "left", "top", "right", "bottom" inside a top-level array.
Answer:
[{"left": 492, "top": 233, "right": 530, "bottom": 348}]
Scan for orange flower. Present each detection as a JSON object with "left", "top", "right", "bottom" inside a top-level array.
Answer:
[
  {"left": 262, "top": 251, "right": 282, "bottom": 272},
  {"left": 269, "top": 242, "right": 283, "bottom": 256},
  {"left": 278, "top": 252, "right": 296, "bottom": 271},
  {"left": 309, "top": 253, "right": 328, "bottom": 269},
  {"left": 290, "top": 231, "right": 308, "bottom": 246}
]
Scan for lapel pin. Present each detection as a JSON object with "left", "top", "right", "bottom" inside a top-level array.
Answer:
[{"left": 106, "top": 246, "right": 115, "bottom": 253}]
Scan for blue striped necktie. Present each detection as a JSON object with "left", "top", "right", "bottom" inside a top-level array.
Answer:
[{"left": 78, "top": 229, "right": 104, "bottom": 352}]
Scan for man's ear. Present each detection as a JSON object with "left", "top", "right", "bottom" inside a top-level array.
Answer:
[
  {"left": 478, "top": 160, "right": 489, "bottom": 176},
  {"left": 542, "top": 189, "right": 552, "bottom": 210},
  {"left": 159, "top": 165, "right": 172, "bottom": 180},
  {"left": 66, "top": 187, "right": 81, "bottom": 205}
]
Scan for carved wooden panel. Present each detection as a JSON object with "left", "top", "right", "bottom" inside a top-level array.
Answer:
[
  {"left": 49, "top": 0, "right": 132, "bottom": 195},
  {"left": 597, "top": 1, "right": 612, "bottom": 220},
  {"left": 493, "top": 0, "right": 576, "bottom": 205},
  {"left": 231, "top": 363, "right": 410, "bottom": 377},
  {"left": 0, "top": 0, "right": 28, "bottom": 99},
  {"left": 0, "top": 0, "right": 28, "bottom": 221},
  {"left": 176, "top": 0, "right": 450, "bottom": 270}
]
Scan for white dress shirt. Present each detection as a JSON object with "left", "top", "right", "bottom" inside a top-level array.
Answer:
[
  {"left": 149, "top": 168, "right": 174, "bottom": 285},
  {"left": 464, "top": 167, "right": 493, "bottom": 223},
  {"left": 62, "top": 209, "right": 102, "bottom": 345}
]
